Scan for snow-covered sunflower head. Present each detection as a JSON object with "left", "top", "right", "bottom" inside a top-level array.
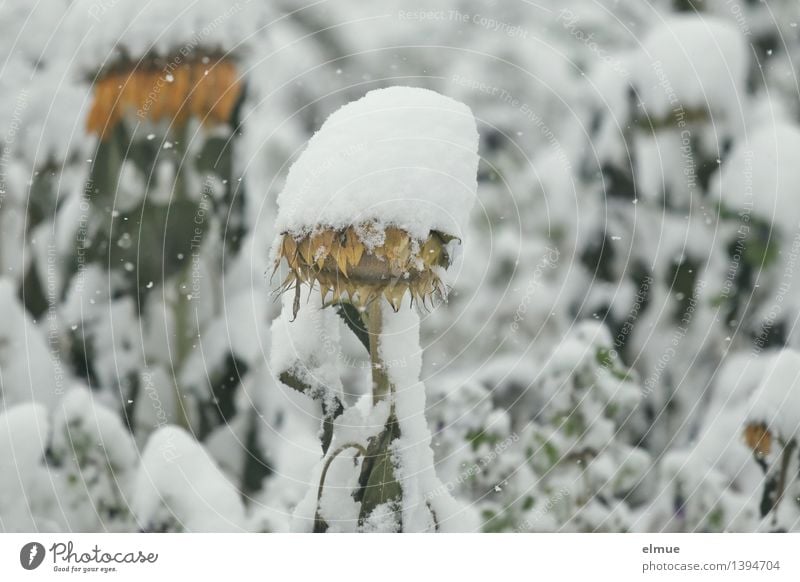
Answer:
[
  {"left": 65, "top": 0, "right": 265, "bottom": 138},
  {"left": 272, "top": 86, "right": 479, "bottom": 315},
  {"left": 86, "top": 53, "right": 242, "bottom": 139}
]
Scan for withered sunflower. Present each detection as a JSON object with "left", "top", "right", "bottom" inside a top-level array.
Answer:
[
  {"left": 276, "top": 223, "right": 456, "bottom": 317},
  {"left": 743, "top": 422, "right": 772, "bottom": 457},
  {"left": 87, "top": 53, "right": 242, "bottom": 139}
]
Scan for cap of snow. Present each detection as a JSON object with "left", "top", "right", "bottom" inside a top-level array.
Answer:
[
  {"left": 633, "top": 15, "right": 748, "bottom": 123},
  {"left": 275, "top": 86, "right": 480, "bottom": 242},
  {"left": 747, "top": 350, "right": 800, "bottom": 442},
  {"left": 713, "top": 123, "right": 800, "bottom": 233}
]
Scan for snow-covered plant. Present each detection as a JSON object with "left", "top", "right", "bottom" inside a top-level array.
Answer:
[
  {"left": 0, "top": 403, "right": 55, "bottom": 531},
  {"left": 519, "top": 322, "right": 649, "bottom": 532},
  {"left": 744, "top": 350, "right": 800, "bottom": 531},
  {"left": 271, "top": 86, "right": 480, "bottom": 532},
  {"left": 569, "top": 14, "right": 748, "bottom": 455},
  {"left": 713, "top": 123, "right": 800, "bottom": 351},
  {"left": 644, "top": 352, "right": 764, "bottom": 532},
  {"left": 429, "top": 322, "right": 649, "bottom": 532},
  {"left": 132, "top": 426, "right": 247, "bottom": 531},
  {"left": 50, "top": 2, "right": 273, "bottom": 456},
  {"left": 0, "top": 280, "right": 61, "bottom": 409},
  {"left": 427, "top": 374, "right": 520, "bottom": 532},
  {"left": 49, "top": 387, "right": 138, "bottom": 531}
]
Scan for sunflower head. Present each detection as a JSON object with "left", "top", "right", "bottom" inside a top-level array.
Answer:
[
  {"left": 87, "top": 52, "right": 242, "bottom": 139},
  {"left": 743, "top": 422, "right": 772, "bottom": 457},
  {"left": 276, "top": 222, "right": 456, "bottom": 316}
]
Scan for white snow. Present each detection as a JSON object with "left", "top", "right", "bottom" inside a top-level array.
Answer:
[
  {"left": 0, "top": 279, "right": 61, "bottom": 410},
  {"left": 63, "top": 0, "right": 271, "bottom": 72},
  {"left": 0, "top": 0, "right": 70, "bottom": 66},
  {"left": 747, "top": 350, "right": 800, "bottom": 442},
  {"left": 52, "top": 386, "right": 137, "bottom": 471},
  {"left": 713, "top": 123, "right": 800, "bottom": 234},
  {"left": 132, "top": 426, "right": 247, "bottom": 532},
  {"left": 271, "top": 285, "right": 344, "bottom": 415},
  {"left": 633, "top": 15, "right": 748, "bottom": 127},
  {"left": 0, "top": 403, "right": 53, "bottom": 531},
  {"left": 50, "top": 387, "right": 138, "bottom": 530},
  {"left": 380, "top": 303, "right": 478, "bottom": 532},
  {"left": 274, "top": 86, "right": 480, "bottom": 242}
]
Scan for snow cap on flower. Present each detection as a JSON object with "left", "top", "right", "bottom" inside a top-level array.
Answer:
[{"left": 273, "top": 86, "right": 479, "bottom": 313}]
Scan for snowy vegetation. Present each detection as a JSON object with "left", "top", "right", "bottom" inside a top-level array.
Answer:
[{"left": 1, "top": 0, "right": 800, "bottom": 532}]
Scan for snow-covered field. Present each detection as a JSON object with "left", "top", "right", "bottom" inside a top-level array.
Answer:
[{"left": 1, "top": 0, "right": 800, "bottom": 533}]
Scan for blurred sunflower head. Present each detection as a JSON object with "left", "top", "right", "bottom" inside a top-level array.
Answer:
[
  {"left": 276, "top": 222, "right": 456, "bottom": 316},
  {"left": 87, "top": 52, "right": 242, "bottom": 139},
  {"left": 744, "top": 422, "right": 772, "bottom": 457}
]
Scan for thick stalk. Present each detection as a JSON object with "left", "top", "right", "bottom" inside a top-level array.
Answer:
[{"left": 366, "top": 299, "right": 391, "bottom": 405}]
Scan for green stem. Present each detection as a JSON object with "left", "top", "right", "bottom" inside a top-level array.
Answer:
[
  {"left": 366, "top": 299, "right": 391, "bottom": 405},
  {"left": 772, "top": 439, "right": 796, "bottom": 526}
]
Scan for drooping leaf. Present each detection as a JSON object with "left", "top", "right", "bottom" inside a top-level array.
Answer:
[{"left": 335, "top": 302, "right": 370, "bottom": 352}]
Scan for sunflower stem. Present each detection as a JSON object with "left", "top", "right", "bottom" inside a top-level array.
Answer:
[{"left": 366, "top": 300, "right": 391, "bottom": 405}]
